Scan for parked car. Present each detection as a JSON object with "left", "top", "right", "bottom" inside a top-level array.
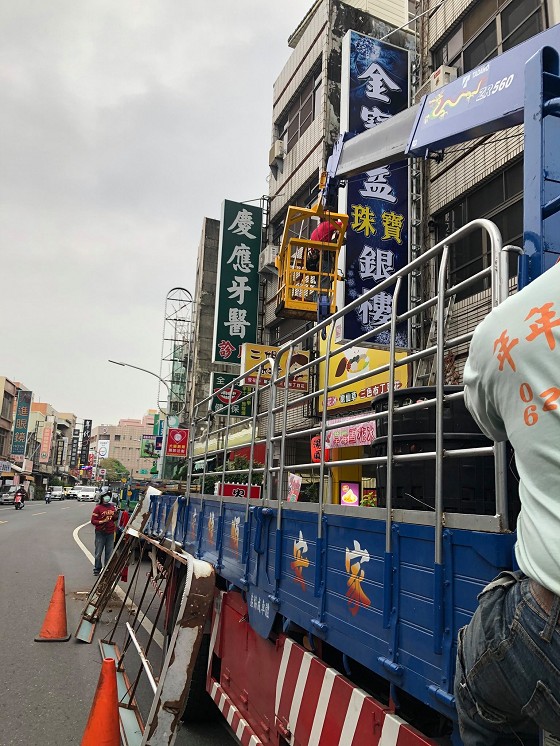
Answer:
[
  {"left": 50, "top": 486, "right": 65, "bottom": 500},
  {"left": 67, "top": 486, "right": 79, "bottom": 499},
  {"left": 76, "top": 486, "right": 98, "bottom": 502},
  {"left": 0, "top": 486, "right": 19, "bottom": 505}
]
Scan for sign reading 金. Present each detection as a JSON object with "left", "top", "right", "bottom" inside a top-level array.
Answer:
[
  {"left": 11, "top": 390, "right": 32, "bottom": 457},
  {"left": 212, "top": 200, "right": 263, "bottom": 363},
  {"left": 340, "top": 31, "right": 410, "bottom": 348}
]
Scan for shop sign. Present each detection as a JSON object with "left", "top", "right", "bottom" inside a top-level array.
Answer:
[
  {"left": 210, "top": 372, "right": 253, "bottom": 417},
  {"left": 212, "top": 200, "right": 263, "bottom": 363},
  {"left": 79, "top": 419, "right": 92, "bottom": 466},
  {"left": 340, "top": 32, "right": 410, "bottom": 348},
  {"left": 39, "top": 424, "right": 54, "bottom": 464},
  {"left": 240, "top": 343, "right": 309, "bottom": 391},
  {"left": 11, "top": 390, "right": 32, "bottom": 456},
  {"left": 165, "top": 428, "right": 189, "bottom": 458},
  {"left": 325, "top": 413, "right": 377, "bottom": 449}
]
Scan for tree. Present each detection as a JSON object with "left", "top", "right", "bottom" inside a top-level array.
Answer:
[{"left": 99, "top": 457, "right": 129, "bottom": 482}]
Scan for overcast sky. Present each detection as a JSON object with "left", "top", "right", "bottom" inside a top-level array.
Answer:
[{"left": 0, "top": 1, "right": 313, "bottom": 427}]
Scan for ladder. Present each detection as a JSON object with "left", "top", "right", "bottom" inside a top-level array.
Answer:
[{"left": 413, "top": 296, "right": 455, "bottom": 387}]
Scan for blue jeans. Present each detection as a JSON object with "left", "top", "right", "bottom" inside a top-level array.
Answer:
[
  {"left": 454, "top": 571, "right": 560, "bottom": 745},
  {"left": 94, "top": 530, "right": 115, "bottom": 573}
]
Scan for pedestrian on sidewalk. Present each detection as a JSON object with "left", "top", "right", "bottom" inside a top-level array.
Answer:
[{"left": 91, "top": 488, "right": 117, "bottom": 576}]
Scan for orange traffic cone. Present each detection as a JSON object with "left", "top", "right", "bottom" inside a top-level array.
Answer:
[
  {"left": 34, "top": 575, "right": 71, "bottom": 642},
  {"left": 81, "top": 658, "right": 120, "bottom": 746}
]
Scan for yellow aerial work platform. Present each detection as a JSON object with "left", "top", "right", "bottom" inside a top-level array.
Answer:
[{"left": 274, "top": 201, "right": 348, "bottom": 321}]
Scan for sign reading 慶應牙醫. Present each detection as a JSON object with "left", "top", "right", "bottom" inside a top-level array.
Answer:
[{"left": 212, "top": 200, "right": 263, "bottom": 364}]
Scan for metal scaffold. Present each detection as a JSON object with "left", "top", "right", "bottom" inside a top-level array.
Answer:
[{"left": 158, "top": 287, "right": 194, "bottom": 422}]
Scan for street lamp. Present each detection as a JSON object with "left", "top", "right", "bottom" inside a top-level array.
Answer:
[
  {"left": 108, "top": 360, "right": 171, "bottom": 415},
  {"left": 108, "top": 360, "right": 176, "bottom": 481}
]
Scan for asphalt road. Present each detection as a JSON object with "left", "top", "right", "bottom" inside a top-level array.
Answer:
[{"left": 0, "top": 498, "right": 235, "bottom": 746}]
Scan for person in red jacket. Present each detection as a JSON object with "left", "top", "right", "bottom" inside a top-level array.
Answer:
[{"left": 91, "top": 488, "right": 117, "bottom": 576}]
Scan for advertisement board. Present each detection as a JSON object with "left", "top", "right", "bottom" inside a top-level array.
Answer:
[
  {"left": 212, "top": 200, "right": 263, "bottom": 364},
  {"left": 317, "top": 334, "right": 408, "bottom": 412},
  {"left": 210, "top": 372, "right": 253, "bottom": 417},
  {"left": 340, "top": 482, "right": 361, "bottom": 506},
  {"left": 340, "top": 31, "right": 410, "bottom": 348},
  {"left": 39, "top": 424, "right": 54, "bottom": 464},
  {"left": 165, "top": 428, "right": 189, "bottom": 458},
  {"left": 11, "top": 390, "right": 32, "bottom": 457},
  {"left": 240, "top": 343, "right": 309, "bottom": 391},
  {"left": 97, "top": 439, "right": 110, "bottom": 460},
  {"left": 216, "top": 482, "right": 262, "bottom": 499},
  {"left": 140, "top": 435, "right": 157, "bottom": 458},
  {"left": 80, "top": 419, "right": 92, "bottom": 466}
]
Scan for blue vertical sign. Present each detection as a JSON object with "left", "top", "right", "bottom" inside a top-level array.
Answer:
[
  {"left": 11, "top": 390, "right": 32, "bottom": 456},
  {"left": 341, "top": 32, "right": 410, "bottom": 348}
]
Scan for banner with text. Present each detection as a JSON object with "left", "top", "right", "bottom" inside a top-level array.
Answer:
[
  {"left": 240, "top": 343, "right": 309, "bottom": 391},
  {"left": 165, "top": 428, "right": 189, "bottom": 458},
  {"left": 39, "top": 424, "right": 54, "bottom": 464},
  {"left": 212, "top": 200, "right": 263, "bottom": 363},
  {"left": 340, "top": 31, "right": 410, "bottom": 348},
  {"left": 80, "top": 419, "right": 92, "bottom": 467},
  {"left": 10, "top": 390, "right": 32, "bottom": 457}
]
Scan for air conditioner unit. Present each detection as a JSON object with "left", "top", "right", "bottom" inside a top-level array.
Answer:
[
  {"left": 430, "top": 65, "right": 458, "bottom": 92},
  {"left": 258, "top": 244, "right": 278, "bottom": 274},
  {"left": 268, "top": 140, "right": 284, "bottom": 167}
]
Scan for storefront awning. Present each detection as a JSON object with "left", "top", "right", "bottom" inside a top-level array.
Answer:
[{"left": 335, "top": 104, "right": 419, "bottom": 179}]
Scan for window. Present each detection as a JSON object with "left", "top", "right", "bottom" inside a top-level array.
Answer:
[
  {"left": 0, "top": 428, "right": 7, "bottom": 457},
  {"left": 114, "top": 434, "right": 121, "bottom": 441},
  {"left": 279, "top": 69, "right": 321, "bottom": 154},
  {"left": 1, "top": 395, "right": 13, "bottom": 421},
  {"left": 433, "top": 0, "right": 544, "bottom": 75},
  {"left": 436, "top": 160, "right": 523, "bottom": 299}
]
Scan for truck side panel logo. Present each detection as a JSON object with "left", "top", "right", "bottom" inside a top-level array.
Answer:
[
  {"left": 291, "top": 531, "right": 310, "bottom": 591},
  {"left": 230, "top": 516, "right": 240, "bottom": 556},
  {"left": 345, "top": 540, "right": 371, "bottom": 615}
]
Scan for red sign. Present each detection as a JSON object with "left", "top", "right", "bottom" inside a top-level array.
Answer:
[
  {"left": 165, "top": 428, "right": 189, "bottom": 457},
  {"left": 310, "top": 435, "right": 329, "bottom": 464},
  {"left": 217, "top": 482, "right": 262, "bottom": 499}
]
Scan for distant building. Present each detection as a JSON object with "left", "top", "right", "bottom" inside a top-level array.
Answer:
[{"left": 90, "top": 412, "right": 156, "bottom": 480}]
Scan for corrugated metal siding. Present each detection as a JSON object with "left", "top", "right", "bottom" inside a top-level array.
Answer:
[
  {"left": 428, "top": 125, "right": 523, "bottom": 214},
  {"left": 428, "top": 0, "right": 476, "bottom": 49},
  {"left": 270, "top": 122, "right": 323, "bottom": 221}
]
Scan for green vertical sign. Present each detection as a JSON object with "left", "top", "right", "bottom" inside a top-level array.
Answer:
[
  {"left": 210, "top": 373, "right": 253, "bottom": 417},
  {"left": 212, "top": 200, "right": 263, "bottom": 363}
]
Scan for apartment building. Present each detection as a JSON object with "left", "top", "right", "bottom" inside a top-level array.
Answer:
[
  {"left": 418, "top": 0, "right": 559, "bottom": 373},
  {"left": 262, "top": 0, "right": 413, "bottom": 345},
  {"left": 90, "top": 412, "right": 156, "bottom": 480}
]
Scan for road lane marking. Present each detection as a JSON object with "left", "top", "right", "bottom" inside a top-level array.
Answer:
[
  {"left": 61, "top": 506, "right": 72, "bottom": 510},
  {"left": 73, "top": 522, "right": 164, "bottom": 649},
  {"left": 0, "top": 520, "right": 7, "bottom": 524},
  {"left": 32, "top": 511, "right": 47, "bottom": 516}
]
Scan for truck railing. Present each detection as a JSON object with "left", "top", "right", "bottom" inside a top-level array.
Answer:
[{"left": 186, "top": 219, "right": 515, "bottom": 548}]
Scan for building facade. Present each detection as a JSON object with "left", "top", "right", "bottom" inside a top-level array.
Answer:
[{"left": 90, "top": 412, "right": 156, "bottom": 480}]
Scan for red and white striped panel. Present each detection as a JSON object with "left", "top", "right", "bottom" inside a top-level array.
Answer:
[
  {"left": 209, "top": 679, "right": 263, "bottom": 746},
  {"left": 275, "top": 637, "right": 438, "bottom": 746}
]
